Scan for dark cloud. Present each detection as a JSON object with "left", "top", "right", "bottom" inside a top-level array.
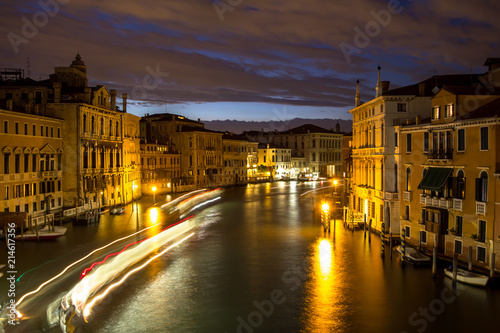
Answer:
[{"left": 2, "top": 0, "right": 499, "bottom": 117}]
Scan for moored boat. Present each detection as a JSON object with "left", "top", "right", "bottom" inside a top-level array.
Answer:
[
  {"left": 395, "top": 245, "right": 431, "bottom": 265},
  {"left": 14, "top": 226, "right": 67, "bottom": 241},
  {"left": 444, "top": 266, "right": 489, "bottom": 287}
]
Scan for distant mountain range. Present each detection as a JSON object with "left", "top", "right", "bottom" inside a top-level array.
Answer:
[{"left": 203, "top": 118, "right": 352, "bottom": 134}]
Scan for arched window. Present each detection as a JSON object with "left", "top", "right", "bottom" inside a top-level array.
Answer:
[
  {"left": 83, "top": 114, "right": 87, "bottom": 133},
  {"left": 91, "top": 116, "right": 95, "bottom": 134},
  {"left": 476, "top": 171, "right": 488, "bottom": 202},
  {"left": 457, "top": 169, "right": 466, "bottom": 199},
  {"left": 406, "top": 167, "right": 411, "bottom": 191},
  {"left": 115, "top": 122, "right": 119, "bottom": 137},
  {"left": 109, "top": 119, "right": 113, "bottom": 136},
  {"left": 100, "top": 118, "right": 104, "bottom": 135}
]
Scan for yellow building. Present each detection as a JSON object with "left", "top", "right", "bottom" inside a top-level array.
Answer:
[
  {"left": 140, "top": 114, "right": 223, "bottom": 188},
  {"left": 246, "top": 141, "right": 259, "bottom": 180},
  {"left": 0, "top": 55, "right": 141, "bottom": 211},
  {"left": 0, "top": 108, "right": 64, "bottom": 219},
  {"left": 222, "top": 133, "right": 250, "bottom": 185},
  {"left": 140, "top": 141, "right": 180, "bottom": 194},
  {"left": 349, "top": 66, "right": 484, "bottom": 234},
  {"left": 257, "top": 143, "right": 291, "bottom": 180},
  {"left": 397, "top": 79, "right": 500, "bottom": 270}
]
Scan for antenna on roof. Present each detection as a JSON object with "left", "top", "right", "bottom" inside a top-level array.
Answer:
[{"left": 27, "top": 57, "right": 30, "bottom": 78}]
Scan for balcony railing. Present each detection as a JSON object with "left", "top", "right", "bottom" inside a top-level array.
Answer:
[
  {"left": 420, "top": 194, "right": 426, "bottom": 204},
  {"left": 453, "top": 199, "right": 463, "bottom": 211},
  {"left": 476, "top": 202, "right": 487, "bottom": 215},
  {"left": 439, "top": 198, "right": 451, "bottom": 208},
  {"left": 404, "top": 191, "right": 411, "bottom": 202},
  {"left": 385, "top": 192, "right": 398, "bottom": 200},
  {"left": 425, "top": 148, "right": 453, "bottom": 160}
]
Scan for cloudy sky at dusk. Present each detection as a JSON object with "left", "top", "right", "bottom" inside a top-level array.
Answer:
[{"left": 1, "top": 0, "right": 499, "bottom": 121}]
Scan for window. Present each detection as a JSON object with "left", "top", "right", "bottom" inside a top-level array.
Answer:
[
  {"left": 394, "top": 133, "right": 398, "bottom": 147},
  {"left": 455, "top": 216, "right": 463, "bottom": 237},
  {"left": 3, "top": 153, "right": 10, "bottom": 174},
  {"left": 46, "top": 126, "right": 48, "bottom": 137},
  {"left": 478, "top": 220, "right": 486, "bottom": 243},
  {"left": 405, "top": 226, "right": 410, "bottom": 239},
  {"left": 421, "top": 208, "right": 426, "bottom": 224},
  {"left": 4, "top": 121, "right": 8, "bottom": 133},
  {"left": 420, "top": 231, "right": 427, "bottom": 244},
  {"left": 405, "top": 167, "right": 412, "bottom": 191},
  {"left": 480, "top": 127, "right": 488, "bottom": 150},
  {"left": 405, "top": 205, "right": 410, "bottom": 220},
  {"left": 432, "top": 106, "right": 440, "bottom": 119},
  {"left": 33, "top": 124, "right": 36, "bottom": 136},
  {"left": 15, "top": 122, "right": 19, "bottom": 134},
  {"left": 32, "top": 155, "right": 37, "bottom": 172},
  {"left": 33, "top": 183, "right": 36, "bottom": 195},
  {"left": 41, "top": 125, "right": 44, "bottom": 136},
  {"left": 406, "top": 133, "right": 412, "bottom": 152},
  {"left": 397, "top": 103, "right": 407, "bottom": 112},
  {"left": 24, "top": 154, "right": 29, "bottom": 172},
  {"left": 24, "top": 184, "right": 30, "bottom": 196},
  {"left": 454, "top": 240, "right": 462, "bottom": 255},
  {"left": 33, "top": 202, "right": 37, "bottom": 212},
  {"left": 457, "top": 129, "right": 465, "bottom": 151},
  {"left": 51, "top": 127, "right": 54, "bottom": 137},
  {"left": 475, "top": 171, "right": 488, "bottom": 202},
  {"left": 445, "top": 104, "right": 454, "bottom": 118},
  {"left": 477, "top": 247, "right": 486, "bottom": 262},
  {"left": 83, "top": 114, "right": 87, "bottom": 133},
  {"left": 15, "top": 154, "right": 20, "bottom": 173},
  {"left": 4, "top": 185, "right": 9, "bottom": 200},
  {"left": 57, "top": 128, "right": 60, "bottom": 138},
  {"left": 423, "top": 132, "right": 429, "bottom": 152},
  {"left": 24, "top": 123, "right": 28, "bottom": 135}
]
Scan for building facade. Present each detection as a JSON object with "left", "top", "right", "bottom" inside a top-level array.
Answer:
[
  {"left": 349, "top": 66, "right": 483, "bottom": 234},
  {"left": 0, "top": 108, "right": 64, "bottom": 219},
  {"left": 140, "top": 141, "right": 180, "bottom": 195},
  {"left": 397, "top": 81, "right": 500, "bottom": 270},
  {"left": 222, "top": 133, "right": 249, "bottom": 186}
]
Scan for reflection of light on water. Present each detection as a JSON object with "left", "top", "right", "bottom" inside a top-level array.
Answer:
[
  {"left": 149, "top": 207, "right": 159, "bottom": 224},
  {"left": 318, "top": 239, "right": 332, "bottom": 277},
  {"left": 302, "top": 237, "right": 342, "bottom": 333}
]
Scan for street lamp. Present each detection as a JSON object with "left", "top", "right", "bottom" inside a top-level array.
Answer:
[{"left": 152, "top": 186, "right": 157, "bottom": 204}]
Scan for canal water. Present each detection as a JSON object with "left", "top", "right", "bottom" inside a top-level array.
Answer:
[{"left": 2, "top": 182, "right": 499, "bottom": 332}]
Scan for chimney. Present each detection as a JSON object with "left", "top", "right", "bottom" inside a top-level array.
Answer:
[
  {"left": 53, "top": 82, "right": 62, "bottom": 103},
  {"left": 355, "top": 80, "right": 361, "bottom": 107},
  {"left": 110, "top": 89, "right": 117, "bottom": 111},
  {"left": 375, "top": 65, "right": 382, "bottom": 98},
  {"left": 418, "top": 83, "right": 426, "bottom": 96},
  {"left": 382, "top": 81, "right": 390, "bottom": 93},
  {"left": 122, "top": 93, "right": 127, "bottom": 112}
]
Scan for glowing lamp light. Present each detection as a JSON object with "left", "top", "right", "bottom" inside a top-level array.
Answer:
[
  {"left": 322, "top": 203, "right": 330, "bottom": 212},
  {"left": 333, "top": 180, "right": 338, "bottom": 186},
  {"left": 152, "top": 186, "right": 157, "bottom": 192}
]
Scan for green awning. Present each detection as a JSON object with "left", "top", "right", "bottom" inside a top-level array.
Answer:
[{"left": 418, "top": 168, "right": 452, "bottom": 191}]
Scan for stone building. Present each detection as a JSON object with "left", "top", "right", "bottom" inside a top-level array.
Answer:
[
  {"left": 0, "top": 54, "right": 142, "bottom": 210},
  {"left": 396, "top": 67, "right": 500, "bottom": 271},
  {"left": 0, "top": 108, "right": 64, "bottom": 218},
  {"left": 348, "top": 66, "right": 483, "bottom": 234},
  {"left": 140, "top": 113, "right": 224, "bottom": 187},
  {"left": 222, "top": 133, "right": 250, "bottom": 185},
  {"left": 245, "top": 124, "right": 343, "bottom": 178},
  {"left": 257, "top": 143, "right": 292, "bottom": 180},
  {"left": 140, "top": 141, "right": 180, "bottom": 195}
]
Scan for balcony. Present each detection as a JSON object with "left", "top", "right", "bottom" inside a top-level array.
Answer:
[
  {"left": 476, "top": 202, "right": 487, "bottom": 215},
  {"left": 420, "top": 194, "right": 427, "bottom": 204},
  {"left": 453, "top": 199, "right": 463, "bottom": 211},
  {"left": 439, "top": 198, "right": 452, "bottom": 209},
  {"left": 404, "top": 191, "right": 411, "bottom": 202},
  {"left": 425, "top": 148, "right": 453, "bottom": 161},
  {"left": 385, "top": 192, "right": 398, "bottom": 200}
]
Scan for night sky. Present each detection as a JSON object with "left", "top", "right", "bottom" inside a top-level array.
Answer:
[{"left": 2, "top": 0, "right": 499, "bottom": 121}]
